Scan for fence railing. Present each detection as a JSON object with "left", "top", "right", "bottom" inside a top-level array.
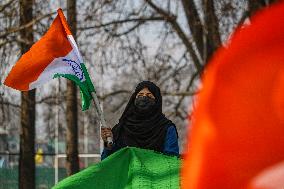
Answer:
[{"left": 0, "top": 153, "right": 101, "bottom": 189}]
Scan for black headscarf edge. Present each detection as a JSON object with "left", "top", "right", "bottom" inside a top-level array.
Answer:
[{"left": 112, "top": 81, "right": 176, "bottom": 152}]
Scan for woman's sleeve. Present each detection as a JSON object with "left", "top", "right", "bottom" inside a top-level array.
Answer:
[
  {"left": 101, "top": 143, "right": 119, "bottom": 160},
  {"left": 101, "top": 147, "right": 112, "bottom": 160},
  {"left": 163, "top": 125, "right": 179, "bottom": 156}
]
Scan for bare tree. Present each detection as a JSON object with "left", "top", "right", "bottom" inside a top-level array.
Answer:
[
  {"left": 19, "top": 0, "right": 35, "bottom": 188},
  {"left": 75, "top": 0, "right": 278, "bottom": 149},
  {"left": 0, "top": 3, "right": 280, "bottom": 187},
  {"left": 66, "top": 0, "right": 80, "bottom": 175}
]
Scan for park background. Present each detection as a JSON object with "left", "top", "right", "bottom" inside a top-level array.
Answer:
[{"left": 0, "top": 0, "right": 275, "bottom": 188}]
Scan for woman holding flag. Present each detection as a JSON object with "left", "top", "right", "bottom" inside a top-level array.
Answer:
[{"left": 101, "top": 81, "right": 179, "bottom": 160}]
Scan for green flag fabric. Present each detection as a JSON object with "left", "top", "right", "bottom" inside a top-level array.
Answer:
[
  {"left": 54, "top": 63, "right": 95, "bottom": 111},
  {"left": 52, "top": 147, "right": 181, "bottom": 189}
]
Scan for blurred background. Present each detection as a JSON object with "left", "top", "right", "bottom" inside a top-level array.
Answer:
[{"left": 0, "top": 0, "right": 275, "bottom": 188}]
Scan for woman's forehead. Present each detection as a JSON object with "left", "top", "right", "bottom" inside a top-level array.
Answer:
[{"left": 138, "top": 87, "right": 152, "bottom": 93}]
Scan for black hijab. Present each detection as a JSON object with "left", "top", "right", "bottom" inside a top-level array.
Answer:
[{"left": 112, "top": 81, "right": 176, "bottom": 152}]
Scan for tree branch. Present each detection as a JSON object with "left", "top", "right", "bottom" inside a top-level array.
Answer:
[
  {"left": 203, "top": 0, "right": 221, "bottom": 62},
  {"left": 0, "top": 10, "right": 58, "bottom": 39},
  {"left": 0, "top": 0, "right": 15, "bottom": 12},
  {"left": 174, "top": 70, "right": 200, "bottom": 113},
  {"left": 98, "top": 90, "right": 130, "bottom": 100},
  {"left": 110, "top": 21, "right": 146, "bottom": 37},
  {"left": 0, "top": 101, "right": 20, "bottom": 108},
  {"left": 78, "top": 16, "right": 164, "bottom": 31},
  {"left": 248, "top": 0, "right": 266, "bottom": 17},
  {"left": 145, "top": 0, "right": 203, "bottom": 72},
  {"left": 181, "top": 0, "right": 204, "bottom": 59}
]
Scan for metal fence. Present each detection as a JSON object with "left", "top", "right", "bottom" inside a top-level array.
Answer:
[{"left": 0, "top": 153, "right": 101, "bottom": 189}]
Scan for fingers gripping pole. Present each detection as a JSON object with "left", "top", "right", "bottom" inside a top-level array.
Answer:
[{"left": 91, "top": 92, "right": 113, "bottom": 145}]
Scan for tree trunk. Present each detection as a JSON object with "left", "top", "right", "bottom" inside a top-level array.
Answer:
[
  {"left": 181, "top": 0, "right": 204, "bottom": 60},
  {"left": 203, "top": 0, "right": 221, "bottom": 63},
  {"left": 19, "top": 0, "right": 35, "bottom": 188},
  {"left": 268, "top": 0, "right": 278, "bottom": 4},
  {"left": 66, "top": 0, "right": 80, "bottom": 176},
  {"left": 248, "top": 0, "right": 267, "bottom": 17}
]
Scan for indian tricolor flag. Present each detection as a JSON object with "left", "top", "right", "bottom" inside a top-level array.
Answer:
[{"left": 4, "top": 9, "right": 95, "bottom": 110}]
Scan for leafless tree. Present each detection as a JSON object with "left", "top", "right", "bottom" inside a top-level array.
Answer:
[
  {"left": 66, "top": 0, "right": 80, "bottom": 176},
  {"left": 18, "top": 0, "right": 36, "bottom": 188},
  {"left": 0, "top": 2, "right": 278, "bottom": 186}
]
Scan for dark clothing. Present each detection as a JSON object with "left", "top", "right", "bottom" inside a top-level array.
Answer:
[
  {"left": 112, "top": 81, "right": 175, "bottom": 152},
  {"left": 101, "top": 125, "right": 179, "bottom": 160},
  {"left": 103, "top": 81, "right": 179, "bottom": 160}
]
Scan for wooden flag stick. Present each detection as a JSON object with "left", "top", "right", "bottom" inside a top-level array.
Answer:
[{"left": 91, "top": 92, "right": 113, "bottom": 145}]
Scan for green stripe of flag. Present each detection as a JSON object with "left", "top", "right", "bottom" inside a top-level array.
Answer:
[{"left": 54, "top": 63, "right": 95, "bottom": 111}]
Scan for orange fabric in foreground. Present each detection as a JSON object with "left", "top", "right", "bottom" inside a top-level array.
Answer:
[
  {"left": 4, "top": 9, "right": 72, "bottom": 90},
  {"left": 182, "top": 2, "right": 284, "bottom": 189}
]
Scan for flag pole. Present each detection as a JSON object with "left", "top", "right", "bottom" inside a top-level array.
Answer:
[{"left": 90, "top": 92, "right": 113, "bottom": 145}]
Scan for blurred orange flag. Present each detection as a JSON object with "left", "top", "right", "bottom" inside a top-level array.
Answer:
[{"left": 182, "top": 2, "right": 284, "bottom": 189}]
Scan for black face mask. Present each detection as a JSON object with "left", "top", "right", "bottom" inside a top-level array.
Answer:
[{"left": 134, "top": 96, "right": 156, "bottom": 112}]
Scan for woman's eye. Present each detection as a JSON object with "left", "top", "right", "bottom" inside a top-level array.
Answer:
[{"left": 147, "top": 94, "right": 155, "bottom": 99}]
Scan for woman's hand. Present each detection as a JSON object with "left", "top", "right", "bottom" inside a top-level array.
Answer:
[{"left": 101, "top": 128, "right": 113, "bottom": 148}]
